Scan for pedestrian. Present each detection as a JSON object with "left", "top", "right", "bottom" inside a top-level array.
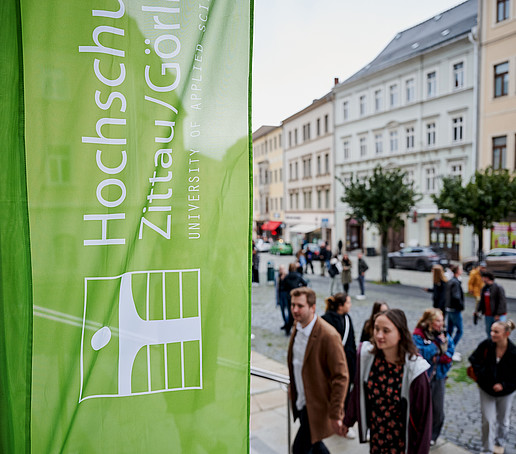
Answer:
[
  {"left": 282, "top": 263, "right": 308, "bottom": 336},
  {"left": 319, "top": 243, "right": 331, "bottom": 276},
  {"left": 468, "top": 261, "right": 486, "bottom": 314},
  {"left": 425, "top": 264, "right": 447, "bottom": 312},
  {"left": 357, "top": 252, "right": 368, "bottom": 300},
  {"left": 445, "top": 264, "right": 464, "bottom": 360},
  {"left": 252, "top": 245, "right": 260, "bottom": 286},
  {"left": 328, "top": 257, "right": 341, "bottom": 295},
  {"left": 343, "top": 308, "right": 432, "bottom": 453},
  {"left": 288, "top": 287, "right": 349, "bottom": 454},
  {"left": 359, "top": 301, "right": 389, "bottom": 343},
  {"left": 338, "top": 239, "right": 343, "bottom": 255},
  {"left": 277, "top": 264, "right": 289, "bottom": 331},
  {"left": 296, "top": 249, "right": 307, "bottom": 275},
  {"left": 321, "top": 292, "right": 357, "bottom": 440},
  {"left": 340, "top": 254, "right": 352, "bottom": 294},
  {"left": 413, "top": 308, "right": 454, "bottom": 446},
  {"left": 476, "top": 271, "right": 507, "bottom": 338},
  {"left": 468, "top": 320, "right": 516, "bottom": 454},
  {"left": 305, "top": 246, "right": 315, "bottom": 274}
]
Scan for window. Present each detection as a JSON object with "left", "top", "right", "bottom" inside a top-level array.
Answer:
[
  {"left": 375, "top": 89, "right": 382, "bottom": 112},
  {"left": 425, "top": 167, "right": 437, "bottom": 193},
  {"left": 375, "top": 133, "right": 383, "bottom": 154},
  {"left": 452, "top": 117, "right": 464, "bottom": 142},
  {"left": 302, "top": 123, "right": 311, "bottom": 141},
  {"left": 449, "top": 162, "right": 463, "bottom": 179},
  {"left": 343, "top": 140, "right": 350, "bottom": 160},
  {"left": 406, "top": 78, "right": 415, "bottom": 103},
  {"left": 289, "top": 163, "right": 293, "bottom": 181},
  {"left": 294, "top": 128, "right": 298, "bottom": 145},
  {"left": 324, "top": 115, "right": 329, "bottom": 133},
  {"left": 359, "top": 95, "right": 367, "bottom": 116},
  {"left": 427, "top": 71, "right": 436, "bottom": 97},
  {"left": 494, "top": 62, "right": 509, "bottom": 97},
  {"left": 453, "top": 62, "right": 464, "bottom": 89},
  {"left": 389, "top": 131, "right": 398, "bottom": 152},
  {"left": 317, "top": 190, "right": 322, "bottom": 209},
  {"left": 426, "top": 122, "right": 436, "bottom": 146},
  {"left": 497, "top": 0, "right": 510, "bottom": 22},
  {"left": 279, "top": 169, "right": 282, "bottom": 182},
  {"left": 303, "top": 157, "right": 311, "bottom": 178},
  {"left": 288, "top": 131, "right": 292, "bottom": 148},
  {"left": 303, "top": 191, "right": 312, "bottom": 209},
  {"left": 317, "top": 118, "right": 321, "bottom": 136},
  {"left": 389, "top": 84, "right": 398, "bottom": 107},
  {"left": 324, "top": 153, "right": 329, "bottom": 173},
  {"left": 317, "top": 155, "right": 321, "bottom": 175},
  {"left": 406, "top": 127, "right": 415, "bottom": 150},
  {"left": 360, "top": 137, "right": 367, "bottom": 156},
  {"left": 295, "top": 162, "right": 298, "bottom": 180},
  {"left": 343, "top": 102, "right": 349, "bottom": 121},
  {"left": 325, "top": 189, "right": 330, "bottom": 209},
  {"left": 493, "top": 136, "right": 507, "bottom": 169},
  {"left": 295, "top": 192, "right": 299, "bottom": 209}
]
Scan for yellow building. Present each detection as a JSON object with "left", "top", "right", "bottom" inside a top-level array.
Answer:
[
  {"left": 478, "top": 0, "right": 516, "bottom": 169},
  {"left": 252, "top": 125, "right": 284, "bottom": 238}
]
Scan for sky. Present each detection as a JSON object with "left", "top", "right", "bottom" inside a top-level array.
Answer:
[{"left": 252, "top": 0, "right": 468, "bottom": 131}]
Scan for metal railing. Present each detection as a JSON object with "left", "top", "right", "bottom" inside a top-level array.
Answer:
[{"left": 250, "top": 366, "right": 291, "bottom": 453}]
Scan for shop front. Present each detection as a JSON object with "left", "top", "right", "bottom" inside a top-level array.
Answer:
[{"left": 429, "top": 218, "right": 460, "bottom": 261}]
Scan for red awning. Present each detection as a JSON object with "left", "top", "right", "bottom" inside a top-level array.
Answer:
[{"left": 261, "top": 221, "right": 282, "bottom": 231}]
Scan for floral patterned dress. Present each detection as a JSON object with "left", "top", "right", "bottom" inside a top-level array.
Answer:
[{"left": 366, "top": 355, "right": 405, "bottom": 453}]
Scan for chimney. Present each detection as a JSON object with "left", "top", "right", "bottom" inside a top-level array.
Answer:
[{"left": 334, "top": 77, "right": 339, "bottom": 86}]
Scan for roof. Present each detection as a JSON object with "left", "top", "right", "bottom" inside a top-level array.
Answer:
[
  {"left": 341, "top": 0, "right": 477, "bottom": 85},
  {"left": 252, "top": 125, "right": 279, "bottom": 140}
]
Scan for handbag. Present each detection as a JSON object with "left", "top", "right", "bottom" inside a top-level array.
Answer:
[{"left": 466, "top": 365, "right": 477, "bottom": 382}]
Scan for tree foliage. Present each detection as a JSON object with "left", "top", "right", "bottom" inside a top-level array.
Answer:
[
  {"left": 432, "top": 167, "right": 516, "bottom": 258},
  {"left": 339, "top": 165, "right": 421, "bottom": 282}
]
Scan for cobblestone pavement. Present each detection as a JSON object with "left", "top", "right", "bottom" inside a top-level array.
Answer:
[{"left": 251, "top": 253, "right": 516, "bottom": 454}]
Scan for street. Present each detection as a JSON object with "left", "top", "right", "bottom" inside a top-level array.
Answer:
[{"left": 251, "top": 251, "right": 516, "bottom": 454}]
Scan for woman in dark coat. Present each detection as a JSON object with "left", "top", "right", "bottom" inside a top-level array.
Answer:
[
  {"left": 425, "top": 265, "right": 447, "bottom": 312},
  {"left": 469, "top": 320, "right": 516, "bottom": 454}
]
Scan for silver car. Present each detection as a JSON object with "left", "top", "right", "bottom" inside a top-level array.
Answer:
[{"left": 388, "top": 246, "right": 449, "bottom": 272}]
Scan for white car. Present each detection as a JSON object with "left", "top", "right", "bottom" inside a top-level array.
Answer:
[{"left": 255, "top": 239, "right": 272, "bottom": 253}]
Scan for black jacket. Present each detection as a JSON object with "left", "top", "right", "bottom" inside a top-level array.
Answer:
[
  {"left": 282, "top": 272, "right": 307, "bottom": 296},
  {"left": 321, "top": 311, "right": 356, "bottom": 383},
  {"left": 469, "top": 339, "right": 516, "bottom": 397},
  {"left": 445, "top": 277, "right": 464, "bottom": 312},
  {"left": 478, "top": 282, "right": 507, "bottom": 316}
]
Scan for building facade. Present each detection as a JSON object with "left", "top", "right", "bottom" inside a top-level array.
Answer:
[
  {"left": 282, "top": 92, "right": 336, "bottom": 252},
  {"left": 252, "top": 125, "right": 284, "bottom": 238},
  {"left": 333, "top": 0, "right": 478, "bottom": 259}
]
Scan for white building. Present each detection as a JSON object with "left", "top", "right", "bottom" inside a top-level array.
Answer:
[
  {"left": 282, "top": 91, "right": 337, "bottom": 253},
  {"left": 333, "top": 0, "right": 477, "bottom": 260}
]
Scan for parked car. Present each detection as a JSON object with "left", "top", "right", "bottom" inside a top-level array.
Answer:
[
  {"left": 462, "top": 248, "right": 516, "bottom": 278},
  {"left": 388, "top": 246, "right": 449, "bottom": 272},
  {"left": 269, "top": 241, "right": 293, "bottom": 255},
  {"left": 254, "top": 239, "right": 272, "bottom": 253}
]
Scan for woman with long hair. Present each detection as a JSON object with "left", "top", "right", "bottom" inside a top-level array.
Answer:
[
  {"left": 359, "top": 301, "right": 389, "bottom": 343},
  {"left": 341, "top": 254, "right": 352, "bottom": 293},
  {"left": 425, "top": 265, "right": 447, "bottom": 312},
  {"left": 413, "top": 308, "right": 454, "bottom": 445},
  {"left": 469, "top": 320, "right": 516, "bottom": 454},
  {"left": 343, "top": 309, "right": 432, "bottom": 453}
]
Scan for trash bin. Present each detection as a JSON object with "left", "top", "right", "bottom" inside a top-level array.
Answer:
[
  {"left": 366, "top": 247, "right": 377, "bottom": 257},
  {"left": 267, "top": 261, "right": 275, "bottom": 284}
]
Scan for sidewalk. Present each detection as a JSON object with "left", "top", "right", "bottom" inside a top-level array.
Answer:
[{"left": 250, "top": 350, "right": 471, "bottom": 454}]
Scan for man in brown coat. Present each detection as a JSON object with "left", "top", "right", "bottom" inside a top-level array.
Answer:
[{"left": 287, "top": 287, "right": 349, "bottom": 453}]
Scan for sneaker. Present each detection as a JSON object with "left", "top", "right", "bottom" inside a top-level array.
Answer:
[
  {"left": 356, "top": 295, "right": 366, "bottom": 300},
  {"left": 345, "top": 427, "right": 357, "bottom": 439},
  {"left": 452, "top": 352, "right": 462, "bottom": 361}
]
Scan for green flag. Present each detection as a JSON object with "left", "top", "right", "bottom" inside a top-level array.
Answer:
[{"left": 1, "top": 0, "right": 252, "bottom": 452}]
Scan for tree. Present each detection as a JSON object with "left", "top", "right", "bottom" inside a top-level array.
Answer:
[
  {"left": 339, "top": 165, "right": 421, "bottom": 283},
  {"left": 432, "top": 167, "right": 516, "bottom": 261}
]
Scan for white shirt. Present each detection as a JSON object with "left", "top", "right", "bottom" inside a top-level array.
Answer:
[{"left": 292, "top": 314, "right": 317, "bottom": 411}]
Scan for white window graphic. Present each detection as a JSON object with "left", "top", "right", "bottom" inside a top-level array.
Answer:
[{"left": 80, "top": 269, "right": 202, "bottom": 402}]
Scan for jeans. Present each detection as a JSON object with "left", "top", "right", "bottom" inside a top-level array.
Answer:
[
  {"left": 278, "top": 291, "right": 289, "bottom": 326},
  {"left": 431, "top": 377, "right": 446, "bottom": 441},
  {"left": 293, "top": 407, "right": 330, "bottom": 454},
  {"left": 485, "top": 314, "right": 507, "bottom": 338},
  {"left": 446, "top": 310, "right": 463, "bottom": 347},
  {"left": 357, "top": 275, "right": 365, "bottom": 295},
  {"left": 479, "top": 388, "right": 516, "bottom": 451}
]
